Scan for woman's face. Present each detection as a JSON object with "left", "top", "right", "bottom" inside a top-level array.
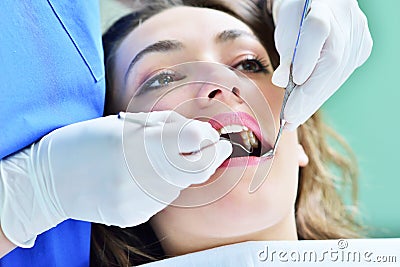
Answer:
[{"left": 111, "top": 6, "right": 308, "bottom": 255}]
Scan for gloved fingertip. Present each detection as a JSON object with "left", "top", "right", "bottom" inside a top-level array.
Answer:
[
  {"left": 205, "top": 141, "right": 230, "bottom": 169},
  {"left": 219, "top": 139, "right": 233, "bottom": 154},
  {"left": 206, "top": 140, "right": 232, "bottom": 172},
  {"left": 185, "top": 120, "right": 220, "bottom": 145},
  {"left": 199, "top": 123, "right": 220, "bottom": 144},
  {"left": 272, "top": 66, "right": 290, "bottom": 87},
  {"left": 292, "top": 63, "right": 312, "bottom": 85},
  {"left": 214, "top": 139, "right": 232, "bottom": 159},
  {"left": 209, "top": 125, "right": 222, "bottom": 141}
]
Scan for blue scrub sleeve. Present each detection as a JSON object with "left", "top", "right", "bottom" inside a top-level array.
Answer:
[{"left": 0, "top": 1, "right": 105, "bottom": 266}]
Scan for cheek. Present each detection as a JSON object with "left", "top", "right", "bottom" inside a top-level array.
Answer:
[
  {"left": 256, "top": 76, "right": 300, "bottom": 199},
  {"left": 125, "top": 85, "right": 202, "bottom": 114},
  {"left": 261, "top": 79, "right": 284, "bottom": 124},
  {"left": 261, "top": 131, "right": 300, "bottom": 205}
]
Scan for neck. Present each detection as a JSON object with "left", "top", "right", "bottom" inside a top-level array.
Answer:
[{"left": 156, "top": 210, "right": 298, "bottom": 256}]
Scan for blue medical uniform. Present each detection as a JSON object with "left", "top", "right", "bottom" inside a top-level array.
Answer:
[{"left": 0, "top": 0, "right": 105, "bottom": 266}]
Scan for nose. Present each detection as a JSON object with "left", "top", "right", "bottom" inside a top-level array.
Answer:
[
  {"left": 195, "top": 68, "right": 244, "bottom": 109},
  {"left": 205, "top": 85, "right": 243, "bottom": 100}
]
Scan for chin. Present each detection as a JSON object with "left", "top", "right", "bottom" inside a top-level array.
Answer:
[{"left": 166, "top": 169, "right": 295, "bottom": 238}]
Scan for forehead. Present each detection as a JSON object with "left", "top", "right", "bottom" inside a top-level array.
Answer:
[{"left": 114, "top": 6, "right": 254, "bottom": 78}]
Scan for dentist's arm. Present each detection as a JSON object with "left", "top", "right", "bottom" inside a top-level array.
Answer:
[
  {"left": 0, "top": 111, "right": 231, "bottom": 256},
  {"left": 270, "top": 0, "right": 373, "bottom": 130}
]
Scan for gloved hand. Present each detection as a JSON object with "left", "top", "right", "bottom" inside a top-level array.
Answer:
[
  {"left": 0, "top": 111, "right": 231, "bottom": 248},
  {"left": 271, "top": 0, "right": 373, "bottom": 130}
]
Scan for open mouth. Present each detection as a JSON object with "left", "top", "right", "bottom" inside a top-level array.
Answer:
[
  {"left": 218, "top": 125, "right": 262, "bottom": 158},
  {"left": 208, "top": 112, "right": 272, "bottom": 159}
]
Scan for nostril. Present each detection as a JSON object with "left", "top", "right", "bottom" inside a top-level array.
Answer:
[
  {"left": 232, "top": 87, "right": 240, "bottom": 97},
  {"left": 208, "top": 89, "right": 222, "bottom": 99}
]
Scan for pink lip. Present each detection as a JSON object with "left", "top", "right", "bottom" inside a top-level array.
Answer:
[
  {"left": 208, "top": 111, "right": 272, "bottom": 168},
  {"left": 208, "top": 111, "right": 266, "bottom": 147}
]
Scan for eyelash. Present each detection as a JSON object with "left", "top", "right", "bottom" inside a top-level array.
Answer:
[
  {"left": 233, "top": 56, "right": 270, "bottom": 74},
  {"left": 136, "top": 70, "right": 186, "bottom": 95}
]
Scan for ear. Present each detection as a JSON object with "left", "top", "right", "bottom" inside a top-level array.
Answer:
[{"left": 297, "top": 144, "right": 309, "bottom": 167}]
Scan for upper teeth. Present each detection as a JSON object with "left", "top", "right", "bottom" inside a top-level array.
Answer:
[
  {"left": 220, "top": 124, "right": 248, "bottom": 134},
  {"left": 218, "top": 124, "right": 259, "bottom": 151}
]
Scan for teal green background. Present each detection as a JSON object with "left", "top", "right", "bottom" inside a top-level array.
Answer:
[{"left": 323, "top": 0, "right": 400, "bottom": 237}]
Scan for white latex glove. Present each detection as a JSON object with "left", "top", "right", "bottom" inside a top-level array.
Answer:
[
  {"left": 272, "top": 0, "right": 373, "bottom": 130},
  {"left": 0, "top": 111, "right": 231, "bottom": 248}
]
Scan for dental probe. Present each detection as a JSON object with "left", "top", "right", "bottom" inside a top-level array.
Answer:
[{"left": 261, "top": 0, "right": 312, "bottom": 159}]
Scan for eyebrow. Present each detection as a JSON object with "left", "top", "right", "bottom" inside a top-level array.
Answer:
[
  {"left": 124, "top": 29, "right": 258, "bottom": 82},
  {"left": 215, "top": 29, "right": 258, "bottom": 43},
  {"left": 124, "top": 40, "right": 183, "bottom": 82}
]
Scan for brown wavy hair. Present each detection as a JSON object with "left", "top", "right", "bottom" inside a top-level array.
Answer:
[{"left": 92, "top": 0, "right": 363, "bottom": 266}]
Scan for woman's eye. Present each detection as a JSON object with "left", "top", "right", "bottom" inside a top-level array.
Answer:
[
  {"left": 235, "top": 58, "right": 268, "bottom": 73},
  {"left": 140, "top": 71, "right": 186, "bottom": 93},
  {"left": 152, "top": 74, "right": 175, "bottom": 87}
]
